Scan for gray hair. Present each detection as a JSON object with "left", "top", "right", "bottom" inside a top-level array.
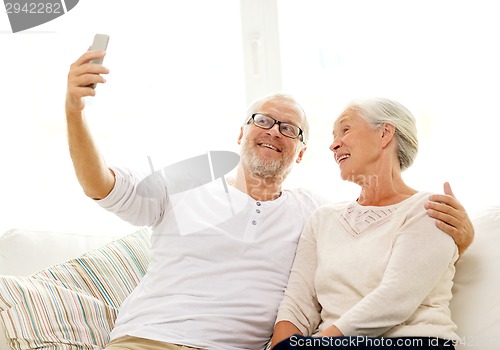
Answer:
[
  {"left": 346, "top": 98, "right": 418, "bottom": 171},
  {"left": 244, "top": 93, "right": 310, "bottom": 144}
]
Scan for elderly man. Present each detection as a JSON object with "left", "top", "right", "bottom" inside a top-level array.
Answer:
[{"left": 65, "top": 50, "right": 473, "bottom": 350}]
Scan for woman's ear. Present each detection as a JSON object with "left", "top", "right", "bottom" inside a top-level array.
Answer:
[{"left": 380, "top": 123, "right": 396, "bottom": 148}]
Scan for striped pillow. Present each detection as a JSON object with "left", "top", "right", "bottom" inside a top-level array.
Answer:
[{"left": 0, "top": 228, "right": 151, "bottom": 350}]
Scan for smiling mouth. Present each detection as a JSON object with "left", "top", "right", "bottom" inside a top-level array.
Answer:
[
  {"left": 258, "top": 142, "right": 282, "bottom": 153},
  {"left": 336, "top": 154, "right": 350, "bottom": 164}
]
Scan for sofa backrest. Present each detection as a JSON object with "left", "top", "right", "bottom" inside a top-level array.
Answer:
[
  {"left": 450, "top": 205, "right": 500, "bottom": 350},
  {"left": 0, "top": 229, "right": 126, "bottom": 276}
]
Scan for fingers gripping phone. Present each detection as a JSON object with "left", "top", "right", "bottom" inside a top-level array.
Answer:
[{"left": 88, "top": 34, "right": 109, "bottom": 88}]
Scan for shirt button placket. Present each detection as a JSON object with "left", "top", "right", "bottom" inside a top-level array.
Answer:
[{"left": 252, "top": 202, "right": 261, "bottom": 225}]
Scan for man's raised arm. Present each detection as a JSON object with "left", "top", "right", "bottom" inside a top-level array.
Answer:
[{"left": 66, "top": 50, "right": 114, "bottom": 200}]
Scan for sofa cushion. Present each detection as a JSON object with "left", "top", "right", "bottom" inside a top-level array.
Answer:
[
  {"left": 0, "top": 228, "right": 151, "bottom": 350},
  {"left": 450, "top": 205, "right": 500, "bottom": 350}
]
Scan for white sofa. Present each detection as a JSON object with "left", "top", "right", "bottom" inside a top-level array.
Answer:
[
  {"left": 1, "top": 206, "right": 499, "bottom": 350},
  {"left": 0, "top": 227, "right": 151, "bottom": 350}
]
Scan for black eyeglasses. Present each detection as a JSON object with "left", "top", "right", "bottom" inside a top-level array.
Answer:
[{"left": 246, "top": 113, "right": 306, "bottom": 143}]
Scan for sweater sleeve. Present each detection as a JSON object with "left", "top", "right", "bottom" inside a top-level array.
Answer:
[
  {"left": 275, "top": 211, "right": 322, "bottom": 335},
  {"left": 95, "top": 166, "right": 168, "bottom": 227},
  {"left": 333, "top": 200, "right": 458, "bottom": 336}
]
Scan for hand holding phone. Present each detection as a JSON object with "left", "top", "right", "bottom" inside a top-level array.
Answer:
[{"left": 88, "top": 34, "right": 109, "bottom": 88}]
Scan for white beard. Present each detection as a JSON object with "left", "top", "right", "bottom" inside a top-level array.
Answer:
[{"left": 240, "top": 139, "right": 295, "bottom": 180}]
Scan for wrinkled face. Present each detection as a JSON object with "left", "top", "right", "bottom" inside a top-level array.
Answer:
[
  {"left": 238, "top": 99, "right": 307, "bottom": 179},
  {"left": 330, "top": 109, "right": 382, "bottom": 182}
]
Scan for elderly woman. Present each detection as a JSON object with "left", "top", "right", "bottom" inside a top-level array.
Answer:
[{"left": 271, "top": 98, "right": 459, "bottom": 350}]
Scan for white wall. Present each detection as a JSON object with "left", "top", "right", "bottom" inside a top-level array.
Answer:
[
  {"left": 277, "top": 0, "right": 500, "bottom": 214},
  {"left": 0, "top": 0, "right": 245, "bottom": 234},
  {"left": 1, "top": 0, "right": 497, "bottom": 235}
]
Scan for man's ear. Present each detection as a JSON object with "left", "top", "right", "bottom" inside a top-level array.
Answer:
[
  {"left": 295, "top": 146, "right": 307, "bottom": 164},
  {"left": 380, "top": 123, "right": 396, "bottom": 148},
  {"left": 237, "top": 126, "right": 244, "bottom": 145}
]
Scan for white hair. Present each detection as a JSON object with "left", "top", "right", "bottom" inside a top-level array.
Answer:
[{"left": 345, "top": 98, "right": 418, "bottom": 171}]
